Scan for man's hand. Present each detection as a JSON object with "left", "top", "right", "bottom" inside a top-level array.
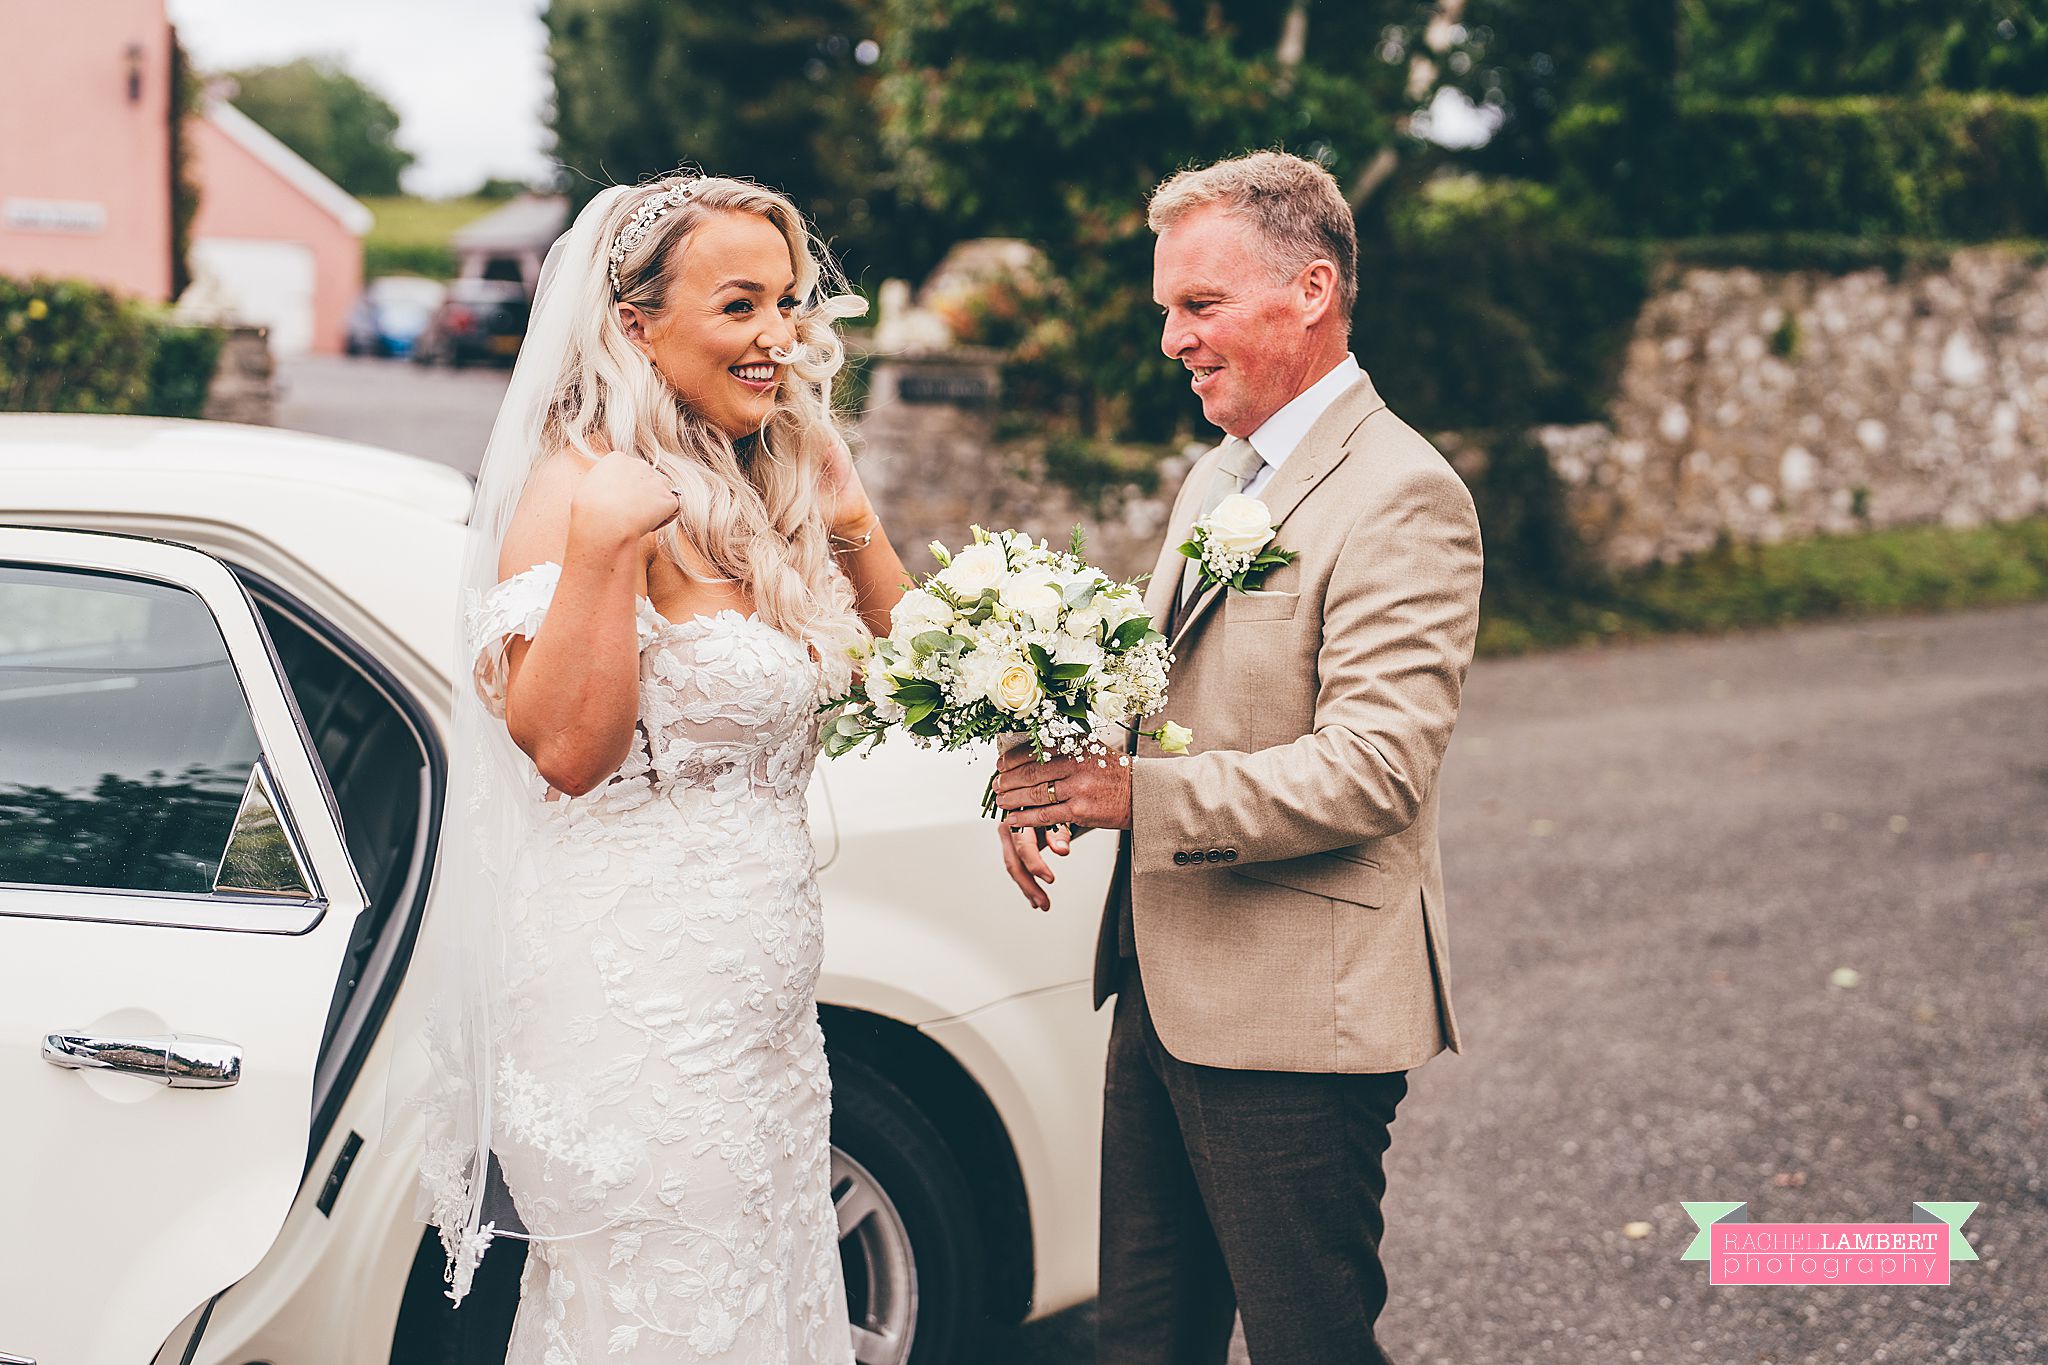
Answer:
[{"left": 993, "top": 745, "right": 1133, "bottom": 832}]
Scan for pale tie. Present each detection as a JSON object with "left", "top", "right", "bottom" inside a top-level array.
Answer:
[{"left": 1180, "top": 438, "right": 1268, "bottom": 606}]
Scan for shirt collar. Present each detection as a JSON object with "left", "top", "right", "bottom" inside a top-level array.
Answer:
[{"left": 1245, "top": 353, "right": 1362, "bottom": 475}]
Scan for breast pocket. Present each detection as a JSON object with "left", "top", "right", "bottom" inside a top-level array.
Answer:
[{"left": 1224, "top": 590, "right": 1300, "bottom": 623}]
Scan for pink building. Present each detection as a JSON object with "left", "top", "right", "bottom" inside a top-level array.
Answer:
[
  {"left": 185, "top": 103, "right": 371, "bottom": 355},
  {"left": 0, "top": 0, "right": 176, "bottom": 301},
  {"left": 0, "top": 0, "right": 371, "bottom": 354}
]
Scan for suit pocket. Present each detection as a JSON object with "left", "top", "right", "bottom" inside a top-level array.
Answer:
[
  {"left": 1230, "top": 848, "right": 1387, "bottom": 908},
  {"left": 1226, "top": 590, "right": 1300, "bottom": 622}
]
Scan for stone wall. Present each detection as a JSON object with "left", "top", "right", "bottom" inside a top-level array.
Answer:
[
  {"left": 1539, "top": 246, "right": 2048, "bottom": 568},
  {"left": 202, "top": 324, "right": 274, "bottom": 426},
  {"left": 855, "top": 246, "right": 2048, "bottom": 579},
  {"left": 855, "top": 348, "right": 1196, "bottom": 581}
]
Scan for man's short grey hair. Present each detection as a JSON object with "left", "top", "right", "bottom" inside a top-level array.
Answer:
[{"left": 1148, "top": 150, "right": 1358, "bottom": 324}]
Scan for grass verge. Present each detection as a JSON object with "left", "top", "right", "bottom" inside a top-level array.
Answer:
[
  {"left": 1479, "top": 517, "right": 2048, "bottom": 657},
  {"left": 360, "top": 196, "right": 500, "bottom": 280}
]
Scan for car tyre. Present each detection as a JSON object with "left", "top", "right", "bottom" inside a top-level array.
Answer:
[{"left": 832, "top": 1052, "right": 987, "bottom": 1365}]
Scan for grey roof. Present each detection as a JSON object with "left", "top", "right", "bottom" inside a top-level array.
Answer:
[{"left": 451, "top": 195, "right": 570, "bottom": 252}]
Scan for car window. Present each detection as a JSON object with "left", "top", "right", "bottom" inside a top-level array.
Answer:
[
  {"left": 0, "top": 563, "right": 260, "bottom": 893},
  {"left": 247, "top": 588, "right": 437, "bottom": 1071}
]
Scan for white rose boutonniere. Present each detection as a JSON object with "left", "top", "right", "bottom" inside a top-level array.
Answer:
[{"left": 1179, "top": 492, "right": 1297, "bottom": 594}]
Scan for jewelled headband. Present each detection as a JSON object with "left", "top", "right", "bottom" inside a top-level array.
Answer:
[{"left": 607, "top": 180, "right": 700, "bottom": 296}]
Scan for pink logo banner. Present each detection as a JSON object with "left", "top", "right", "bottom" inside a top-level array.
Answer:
[
  {"left": 1682, "top": 1202, "right": 1978, "bottom": 1287},
  {"left": 1710, "top": 1222, "right": 1948, "bottom": 1285}
]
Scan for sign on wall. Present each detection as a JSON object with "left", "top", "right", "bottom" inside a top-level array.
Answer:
[{"left": 3, "top": 199, "right": 107, "bottom": 234}]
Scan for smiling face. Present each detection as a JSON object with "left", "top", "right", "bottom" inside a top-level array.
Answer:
[
  {"left": 619, "top": 210, "right": 800, "bottom": 440},
  {"left": 1152, "top": 203, "right": 1343, "bottom": 438}
]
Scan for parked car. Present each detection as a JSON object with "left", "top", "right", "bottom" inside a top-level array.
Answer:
[
  {"left": 345, "top": 276, "right": 449, "bottom": 359},
  {"left": 410, "top": 278, "right": 531, "bottom": 368},
  {"left": 0, "top": 414, "right": 1113, "bottom": 1365}
]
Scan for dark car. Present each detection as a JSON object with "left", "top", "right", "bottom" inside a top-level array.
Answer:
[
  {"left": 411, "top": 278, "right": 530, "bottom": 368},
  {"left": 345, "top": 276, "right": 447, "bottom": 358}
]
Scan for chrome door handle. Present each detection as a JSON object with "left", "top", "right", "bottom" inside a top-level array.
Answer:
[{"left": 41, "top": 1033, "right": 242, "bottom": 1089}]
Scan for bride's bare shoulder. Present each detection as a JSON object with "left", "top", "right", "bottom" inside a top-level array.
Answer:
[{"left": 496, "top": 446, "right": 608, "bottom": 582}]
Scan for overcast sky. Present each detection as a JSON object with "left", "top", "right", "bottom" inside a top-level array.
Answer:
[{"left": 165, "top": 0, "right": 555, "bottom": 197}]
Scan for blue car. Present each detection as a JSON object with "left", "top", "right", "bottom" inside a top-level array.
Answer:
[{"left": 344, "top": 276, "right": 447, "bottom": 358}]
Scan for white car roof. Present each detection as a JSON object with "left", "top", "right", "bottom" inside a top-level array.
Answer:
[
  {"left": 0, "top": 414, "right": 474, "bottom": 521},
  {"left": 0, "top": 415, "right": 474, "bottom": 689}
]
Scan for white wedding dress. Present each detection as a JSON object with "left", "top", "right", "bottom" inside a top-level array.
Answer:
[{"left": 464, "top": 560, "right": 853, "bottom": 1365}]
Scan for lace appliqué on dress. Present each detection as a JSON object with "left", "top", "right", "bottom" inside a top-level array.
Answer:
[{"left": 446, "top": 561, "right": 850, "bottom": 1365}]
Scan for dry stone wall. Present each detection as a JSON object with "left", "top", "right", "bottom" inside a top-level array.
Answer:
[
  {"left": 1540, "top": 247, "right": 2048, "bottom": 568},
  {"left": 854, "top": 247, "right": 2048, "bottom": 579}
]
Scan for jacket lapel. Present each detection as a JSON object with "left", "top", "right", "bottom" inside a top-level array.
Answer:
[
  {"left": 1144, "top": 444, "right": 1223, "bottom": 632},
  {"left": 1166, "top": 373, "right": 1389, "bottom": 652}
]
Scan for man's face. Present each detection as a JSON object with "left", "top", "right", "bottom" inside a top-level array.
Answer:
[{"left": 1152, "top": 204, "right": 1323, "bottom": 438}]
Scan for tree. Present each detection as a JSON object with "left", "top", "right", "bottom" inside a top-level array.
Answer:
[
  {"left": 878, "top": 0, "right": 1439, "bottom": 442},
  {"left": 222, "top": 58, "right": 413, "bottom": 197},
  {"left": 547, "top": 0, "right": 938, "bottom": 286}
]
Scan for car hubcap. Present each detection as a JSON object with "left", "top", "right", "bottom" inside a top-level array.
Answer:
[{"left": 833, "top": 1146, "right": 917, "bottom": 1365}]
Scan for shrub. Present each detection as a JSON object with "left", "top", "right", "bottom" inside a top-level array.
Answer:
[
  {"left": 0, "top": 276, "right": 223, "bottom": 419},
  {"left": 144, "top": 325, "right": 227, "bottom": 419},
  {"left": 1357, "top": 177, "right": 1652, "bottom": 431},
  {"left": 1554, "top": 93, "right": 2048, "bottom": 239}
]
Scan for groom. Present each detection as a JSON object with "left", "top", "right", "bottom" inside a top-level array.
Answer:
[{"left": 993, "top": 151, "right": 1483, "bottom": 1364}]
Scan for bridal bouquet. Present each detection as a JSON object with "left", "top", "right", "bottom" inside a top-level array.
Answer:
[{"left": 822, "top": 527, "right": 1190, "bottom": 812}]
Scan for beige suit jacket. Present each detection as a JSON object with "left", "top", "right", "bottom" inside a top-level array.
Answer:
[{"left": 1094, "top": 372, "right": 1483, "bottom": 1073}]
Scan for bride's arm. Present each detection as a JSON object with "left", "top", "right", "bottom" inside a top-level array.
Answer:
[
  {"left": 830, "top": 511, "right": 907, "bottom": 636},
  {"left": 500, "top": 451, "right": 677, "bottom": 796},
  {"left": 821, "top": 432, "right": 907, "bottom": 635}
]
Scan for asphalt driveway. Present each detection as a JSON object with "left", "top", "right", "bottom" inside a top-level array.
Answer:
[{"left": 998, "top": 602, "right": 2047, "bottom": 1365}]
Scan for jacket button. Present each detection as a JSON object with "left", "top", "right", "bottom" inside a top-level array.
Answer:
[
  {"left": 1205, "top": 849, "right": 1223, "bottom": 863},
  {"left": 1222, "top": 849, "right": 1238, "bottom": 862},
  {"left": 1172, "top": 851, "right": 1189, "bottom": 866}
]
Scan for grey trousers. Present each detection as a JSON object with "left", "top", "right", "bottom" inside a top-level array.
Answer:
[{"left": 1097, "top": 962, "right": 1408, "bottom": 1365}]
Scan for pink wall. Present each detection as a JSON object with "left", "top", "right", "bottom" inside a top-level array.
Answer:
[
  {"left": 187, "top": 117, "right": 364, "bottom": 355},
  {"left": 0, "top": 0, "right": 174, "bottom": 300}
]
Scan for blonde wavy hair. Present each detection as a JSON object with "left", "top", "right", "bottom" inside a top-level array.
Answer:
[{"left": 537, "top": 173, "right": 870, "bottom": 689}]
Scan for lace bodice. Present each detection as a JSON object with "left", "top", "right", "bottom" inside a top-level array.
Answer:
[{"left": 467, "top": 560, "right": 826, "bottom": 811}]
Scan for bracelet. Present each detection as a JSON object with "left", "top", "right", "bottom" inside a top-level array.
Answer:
[{"left": 830, "top": 519, "right": 879, "bottom": 551}]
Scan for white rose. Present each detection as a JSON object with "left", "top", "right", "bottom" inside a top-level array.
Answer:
[
  {"left": 994, "top": 661, "right": 1042, "bottom": 714},
  {"left": 1156, "top": 720, "right": 1195, "bottom": 754},
  {"left": 937, "top": 543, "right": 1005, "bottom": 597},
  {"left": 1001, "top": 566, "right": 1064, "bottom": 630},
  {"left": 889, "top": 589, "right": 953, "bottom": 637},
  {"left": 1204, "top": 493, "right": 1276, "bottom": 556}
]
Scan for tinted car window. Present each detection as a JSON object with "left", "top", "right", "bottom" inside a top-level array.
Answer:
[
  {"left": 252, "top": 594, "right": 431, "bottom": 1055},
  {"left": 0, "top": 563, "right": 259, "bottom": 893}
]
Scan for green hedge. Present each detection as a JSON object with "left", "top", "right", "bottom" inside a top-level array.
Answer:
[
  {"left": 1, "top": 277, "right": 223, "bottom": 419},
  {"left": 1356, "top": 178, "right": 1651, "bottom": 431},
  {"left": 1554, "top": 93, "right": 2048, "bottom": 239}
]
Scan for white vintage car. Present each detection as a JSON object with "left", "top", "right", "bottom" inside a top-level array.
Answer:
[{"left": 0, "top": 414, "right": 1113, "bottom": 1365}]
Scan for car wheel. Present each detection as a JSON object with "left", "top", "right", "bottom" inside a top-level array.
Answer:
[
  {"left": 390, "top": 1056, "right": 988, "bottom": 1365},
  {"left": 832, "top": 1053, "right": 987, "bottom": 1365}
]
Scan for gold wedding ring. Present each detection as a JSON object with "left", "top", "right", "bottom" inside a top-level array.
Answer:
[{"left": 1047, "top": 779, "right": 1059, "bottom": 804}]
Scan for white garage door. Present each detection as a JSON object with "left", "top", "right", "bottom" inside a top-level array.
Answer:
[{"left": 187, "top": 237, "right": 317, "bottom": 357}]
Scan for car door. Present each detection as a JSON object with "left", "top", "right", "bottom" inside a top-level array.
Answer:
[{"left": 0, "top": 528, "right": 368, "bottom": 1365}]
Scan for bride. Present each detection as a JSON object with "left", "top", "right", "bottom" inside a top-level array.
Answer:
[{"left": 408, "top": 174, "right": 907, "bottom": 1363}]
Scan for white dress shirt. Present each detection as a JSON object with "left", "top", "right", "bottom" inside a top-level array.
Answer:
[{"left": 1241, "top": 353, "right": 1362, "bottom": 499}]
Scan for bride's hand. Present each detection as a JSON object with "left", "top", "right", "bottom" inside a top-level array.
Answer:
[
  {"left": 572, "top": 452, "right": 680, "bottom": 548},
  {"left": 821, "top": 431, "right": 878, "bottom": 540}
]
